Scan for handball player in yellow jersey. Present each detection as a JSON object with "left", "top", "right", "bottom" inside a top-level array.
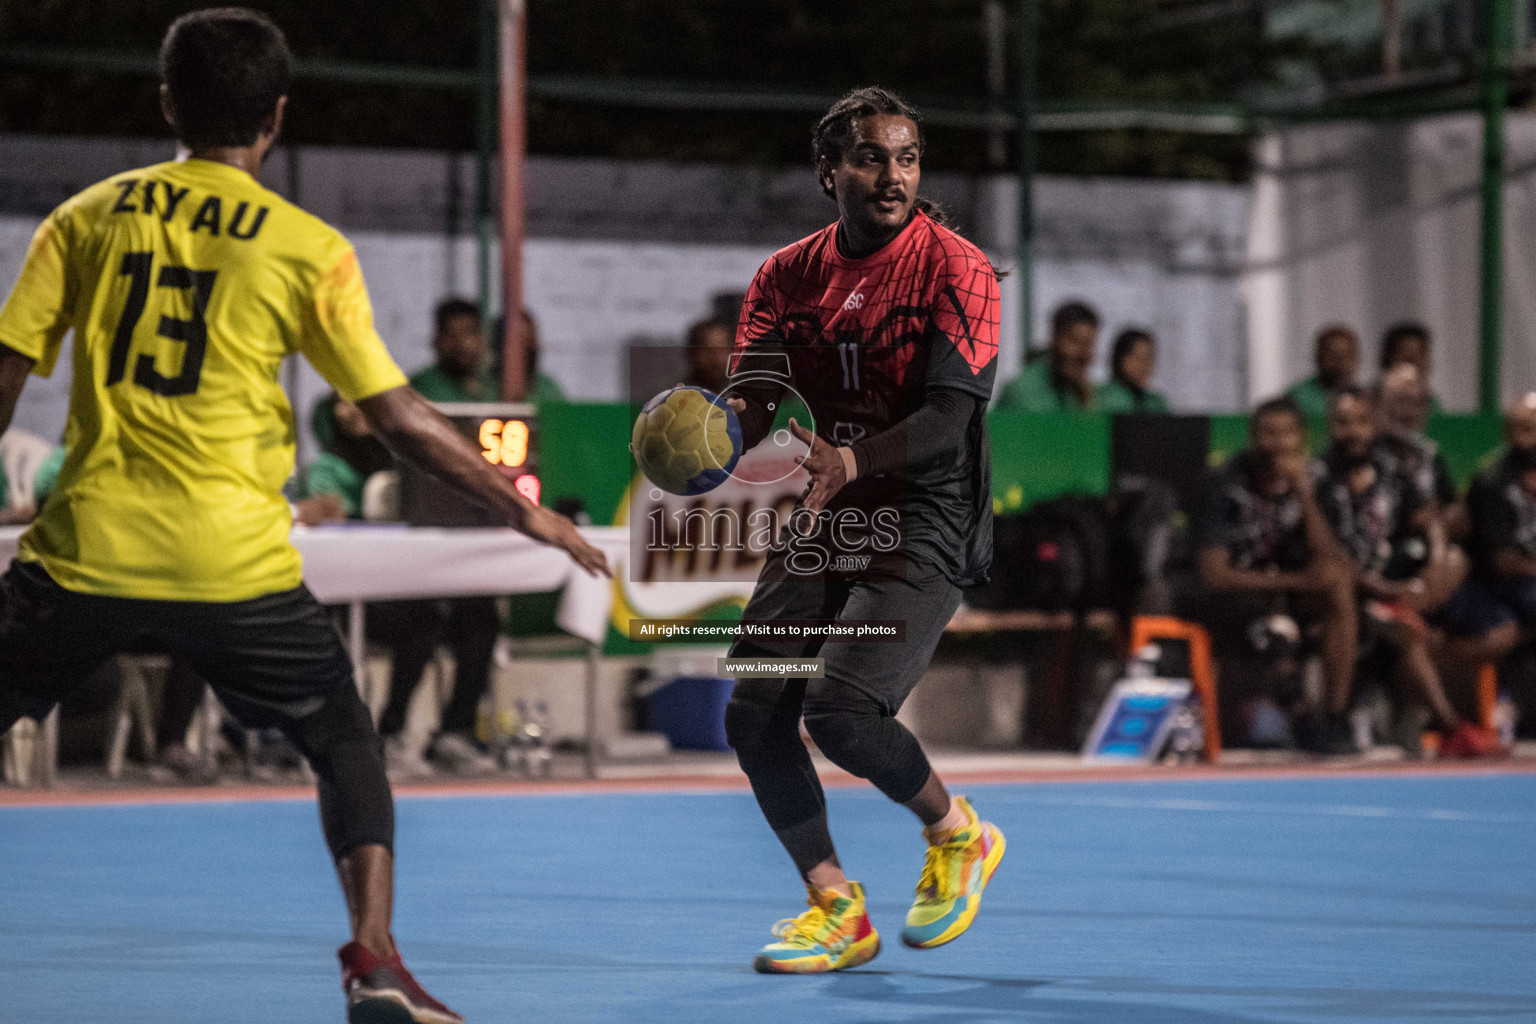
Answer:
[{"left": 0, "top": 9, "right": 607, "bottom": 1023}]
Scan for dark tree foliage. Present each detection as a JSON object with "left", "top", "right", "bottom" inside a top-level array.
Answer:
[{"left": 0, "top": 0, "right": 1293, "bottom": 180}]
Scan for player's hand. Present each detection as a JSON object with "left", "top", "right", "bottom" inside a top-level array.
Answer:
[
  {"left": 525, "top": 506, "right": 611, "bottom": 578},
  {"left": 726, "top": 397, "right": 746, "bottom": 414},
  {"left": 789, "top": 418, "right": 849, "bottom": 533},
  {"left": 294, "top": 494, "right": 346, "bottom": 526},
  {"left": 1276, "top": 452, "right": 1313, "bottom": 495}
]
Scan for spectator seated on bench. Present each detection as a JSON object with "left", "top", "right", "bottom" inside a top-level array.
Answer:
[
  {"left": 1316, "top": 387, "right": 1498, "bottom": 758},
  {"left": 1188, "top": 396, "right": 1359, "bottom": 755},
  {"left": 1434, "top": 397, "right": 1536, "bottom": 683}
]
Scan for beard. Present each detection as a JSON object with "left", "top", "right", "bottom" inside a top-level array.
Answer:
[
  {"left": 1511, "top": 445, "right": 1536, "bottom": 471},
  {"left": 1330, "top": 443, "right": 1373, "bottom": 471}
]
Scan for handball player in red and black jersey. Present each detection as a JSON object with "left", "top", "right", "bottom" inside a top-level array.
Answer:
[{"left": 722, "top": 88, "right": 1006, "bottom": 973}]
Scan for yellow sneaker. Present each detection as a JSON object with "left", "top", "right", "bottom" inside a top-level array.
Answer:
[
  {"left": 753, "top": 881, "right": 882, "bottom": 974},
  {"left": 901, "top": 797, "right": 1006, "bottom": 949}
]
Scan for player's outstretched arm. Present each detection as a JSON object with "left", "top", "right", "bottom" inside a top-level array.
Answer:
[
  {"left": 357, "top": 385, "right": 610, "bottom": 577},
  {"left": 0, "top": 344, "right": 34, "bottom": 437}
]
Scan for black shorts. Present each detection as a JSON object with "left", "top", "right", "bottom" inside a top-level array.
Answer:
[
  {"left": 727, "top": 554, "right": 963, "bottom": 713},
  {"left": 0, "top": 560, "right": 353, "bottom": 730}
]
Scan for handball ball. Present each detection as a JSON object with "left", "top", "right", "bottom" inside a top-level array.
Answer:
[{"left": 630, "top": 386, "right": 743, "bottom": 495}]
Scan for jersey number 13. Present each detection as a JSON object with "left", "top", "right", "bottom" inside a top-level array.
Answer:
[{"left": 107, "top": 250, "right": 218, "bottom": 397}]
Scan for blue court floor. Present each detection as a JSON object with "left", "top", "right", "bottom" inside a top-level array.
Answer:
[{"left": 2, "top": 772, "right": 1534, "bottom": 1024}]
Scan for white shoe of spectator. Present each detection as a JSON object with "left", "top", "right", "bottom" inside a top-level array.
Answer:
[
  {"left": 384, "top": 735, "right": 435, "bottom": 780},
  {"left": 428, "top": 732, "right": 496, "bottom": 776}
]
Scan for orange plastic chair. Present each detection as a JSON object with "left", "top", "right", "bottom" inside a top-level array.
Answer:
[
  {"left": 1127, "top": 616, "right": 1221, "bottom": 764},
  {"left": 1476, "top": 663, "right": 1499, "bottom": 728}
]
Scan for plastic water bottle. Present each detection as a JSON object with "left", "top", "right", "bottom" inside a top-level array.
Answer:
[
  {"left": 527, "top": 701, "right": 553, "bottom": 778},
  {"left": 1493, "top": 694, "right": 1518, "bottom": 748},
  {"left": 1166, "top": 701, "right": 1204, "bottom": 763}
]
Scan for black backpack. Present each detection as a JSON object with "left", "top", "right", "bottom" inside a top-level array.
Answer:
[{"left": 967, "top": 495, "right": 1111, "bottom": 612}]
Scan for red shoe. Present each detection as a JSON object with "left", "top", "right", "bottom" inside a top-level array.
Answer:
[
  {"left": 338, "top": 939, "right": 463, "bottom": 1024},
  {"left": 1438, "top": 722, "right": 1506, "bottom": 760}
]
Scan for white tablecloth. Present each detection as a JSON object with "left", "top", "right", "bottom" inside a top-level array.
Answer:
[{"left": 0, "top": 524, "right": 629, "bottom": 644}]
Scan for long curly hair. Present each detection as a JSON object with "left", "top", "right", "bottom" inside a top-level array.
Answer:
[{"left": 811, "top": 86, "right": 950, "bottom": 228}]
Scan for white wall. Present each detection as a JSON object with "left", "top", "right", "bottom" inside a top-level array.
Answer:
[
  {"left": 0, "top": 136, "right": 1254, "bottom": 458},
  {"left": 1243, "top": 112, "right": 1536, "bottom": 410},
  {"left": 0, "top": 215, "right": 1252, "bottom": 456}
]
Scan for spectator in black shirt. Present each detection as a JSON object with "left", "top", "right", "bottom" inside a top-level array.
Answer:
[
  {"left": 1436, "top": 396, "right": 1536, "bottom": 666},
  {"left": 1378, "top": 363, "right": 1461, "bottom": 535},
  {"left": 1318, "top": 388, "right": 1497, "bottom": 757},
  {"left": 1196, "top": 396, "right": 1358, "bottom": 753}
]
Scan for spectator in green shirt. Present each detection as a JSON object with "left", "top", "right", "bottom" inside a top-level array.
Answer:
[
  {"left": 0, "top": 430, "right": 63, "bottom": 524},
  {"left": 412, "top": 297, "right": 501, "bottom": 402},
  {"left": 1286, "top": 324, "right": 1359, "bottom": 417},
  {"left": 1380, "top": 321, "right": 1445, "bottom": 416},
  {"left": 995, "top": 300, "right": 1099, "bottom": 412},
  {"left": 485, "top": 308, "right": 567, "bottom": 406},
  {"left": 304, "top": 395, "right": 395, "bottom": 518},
  {"left": 1097, "top": 328, "right": 1170, "bottom": 414}
]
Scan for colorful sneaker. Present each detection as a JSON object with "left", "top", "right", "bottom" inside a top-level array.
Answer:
[
  {"left": 901, "top": 797, "right": 1006, "bottom": 949},
  {"left": 752, "top": 882, "right": 881, "bottom": 974},
  {"left": 338, "top": 940, "right": 463, "bottom": 1024}
]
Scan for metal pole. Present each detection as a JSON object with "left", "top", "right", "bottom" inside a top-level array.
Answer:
[
  {"left": 584, "top": 642, "right": 599, "bottom": 779},
  {"left": 1479, "top": 0, "right": 1512, "bottom": 416},
  {"left": 498, "top": 0, "right": 528, "bottom": 401},
  {"left": 1015, "top": 0, "right": 1037, "bottom": 356},
  {"left": 474, "top": 0, "right": 497, "bottom": 327},
  {"left": 984, "top": 0, "right": 1007, "bottom": 170}
]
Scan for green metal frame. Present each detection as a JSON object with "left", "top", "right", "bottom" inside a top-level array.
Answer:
[
  {"left": 1, "top": 18, "right": 1521, "bottom": 403},
  {"left": 1480, "top": 0, "right": 1513, "bottom": 416}
]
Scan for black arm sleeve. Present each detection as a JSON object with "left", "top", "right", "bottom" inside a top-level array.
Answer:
[
  {"left": 847, "top": 387, "right": 976, "bottom": 478},
  {"left": 732, "top": 375, "right": 784, "bottom": 451}
]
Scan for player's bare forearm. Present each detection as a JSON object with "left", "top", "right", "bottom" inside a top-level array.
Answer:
[
  {"left": 359, "top": 386, "right": 535, "bottom": 528},
  {"left": 0, "top": 344, "right": 35, "bottom": 436},
  {"left": 357, "top": 385, "right": 610, "bottom": 576},
  {"left": 1492, "top": 546, "right": 1536, "bottom": 581},
  {"left": 1197, "top": 548, "right": 1307, "bottom": 593}
]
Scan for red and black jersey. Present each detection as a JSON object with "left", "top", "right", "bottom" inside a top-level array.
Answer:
[{"left": 730, "top": 210, "right": 1001, "bottom": 585}]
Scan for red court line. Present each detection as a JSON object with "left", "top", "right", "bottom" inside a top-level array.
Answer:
[{"left": 2, "top": 756, "right": 1533, "bottom": 809}]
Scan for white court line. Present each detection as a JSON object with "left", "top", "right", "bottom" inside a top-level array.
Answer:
[{"left": 985, "top": 794, "right": 1531, "bottom": 823}]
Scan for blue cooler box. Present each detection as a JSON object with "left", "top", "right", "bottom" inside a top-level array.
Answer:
[{"left": 646, "top": 677, "right": 734, "bottom": 751}]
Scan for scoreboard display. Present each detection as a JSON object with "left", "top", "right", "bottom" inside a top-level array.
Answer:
[{"left": 400, "top": 402, "right": 540, "bottom": 527}]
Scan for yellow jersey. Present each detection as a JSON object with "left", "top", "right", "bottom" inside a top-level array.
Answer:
[{"left": 0, "top": 158, "right": 407, "bottom": 601}]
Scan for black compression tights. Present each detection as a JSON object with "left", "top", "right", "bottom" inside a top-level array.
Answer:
[
  {"left": 287, "top": 681, "right": 396, "bottom": 859},
  {"left": 725, "top": 676, "right": 932, "bottom": 876}
]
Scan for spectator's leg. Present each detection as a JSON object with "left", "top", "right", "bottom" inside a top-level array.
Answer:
[
  {"left": 1306, "top": 560, "right": 1359, "bottom": 715},
  {"left": 370, "top": 600, "right": 446, "bottom": 738},
  {"left": 1435, "top": 578, "right": 1522, "bottom": 666},
  {"left": 1442, "top": 623, "right": 1521, "bottom": 666},
  {"left": 1386, "top": 621, "right": 1461, "bottom": 732},
  {"left": 437, "top": 597, "right": 500, "bottom": 738},
  {"left": 158, "top": 658, "right": 206, "bottom": 751},
  {"left": 1417, "top": 545, "right": 1469, "bottom": 612}
]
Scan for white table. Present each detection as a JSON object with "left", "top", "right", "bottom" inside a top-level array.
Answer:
[{"left": 0, "top": 524, "right": 629, "bottom": 778}]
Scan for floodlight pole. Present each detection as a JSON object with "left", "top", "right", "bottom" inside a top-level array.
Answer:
[
  {"left": 475, "top": 0, "right": 497, "bottom": 328},
  {"left": 1478, "top": 0, "right": 1512, "bottom": 416},
  {"left": 1015, "top": 0, "right": 1037, "bottom": 357},
  {"left": 499, "top": 0, "right": 528, "bottom": 401}
]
